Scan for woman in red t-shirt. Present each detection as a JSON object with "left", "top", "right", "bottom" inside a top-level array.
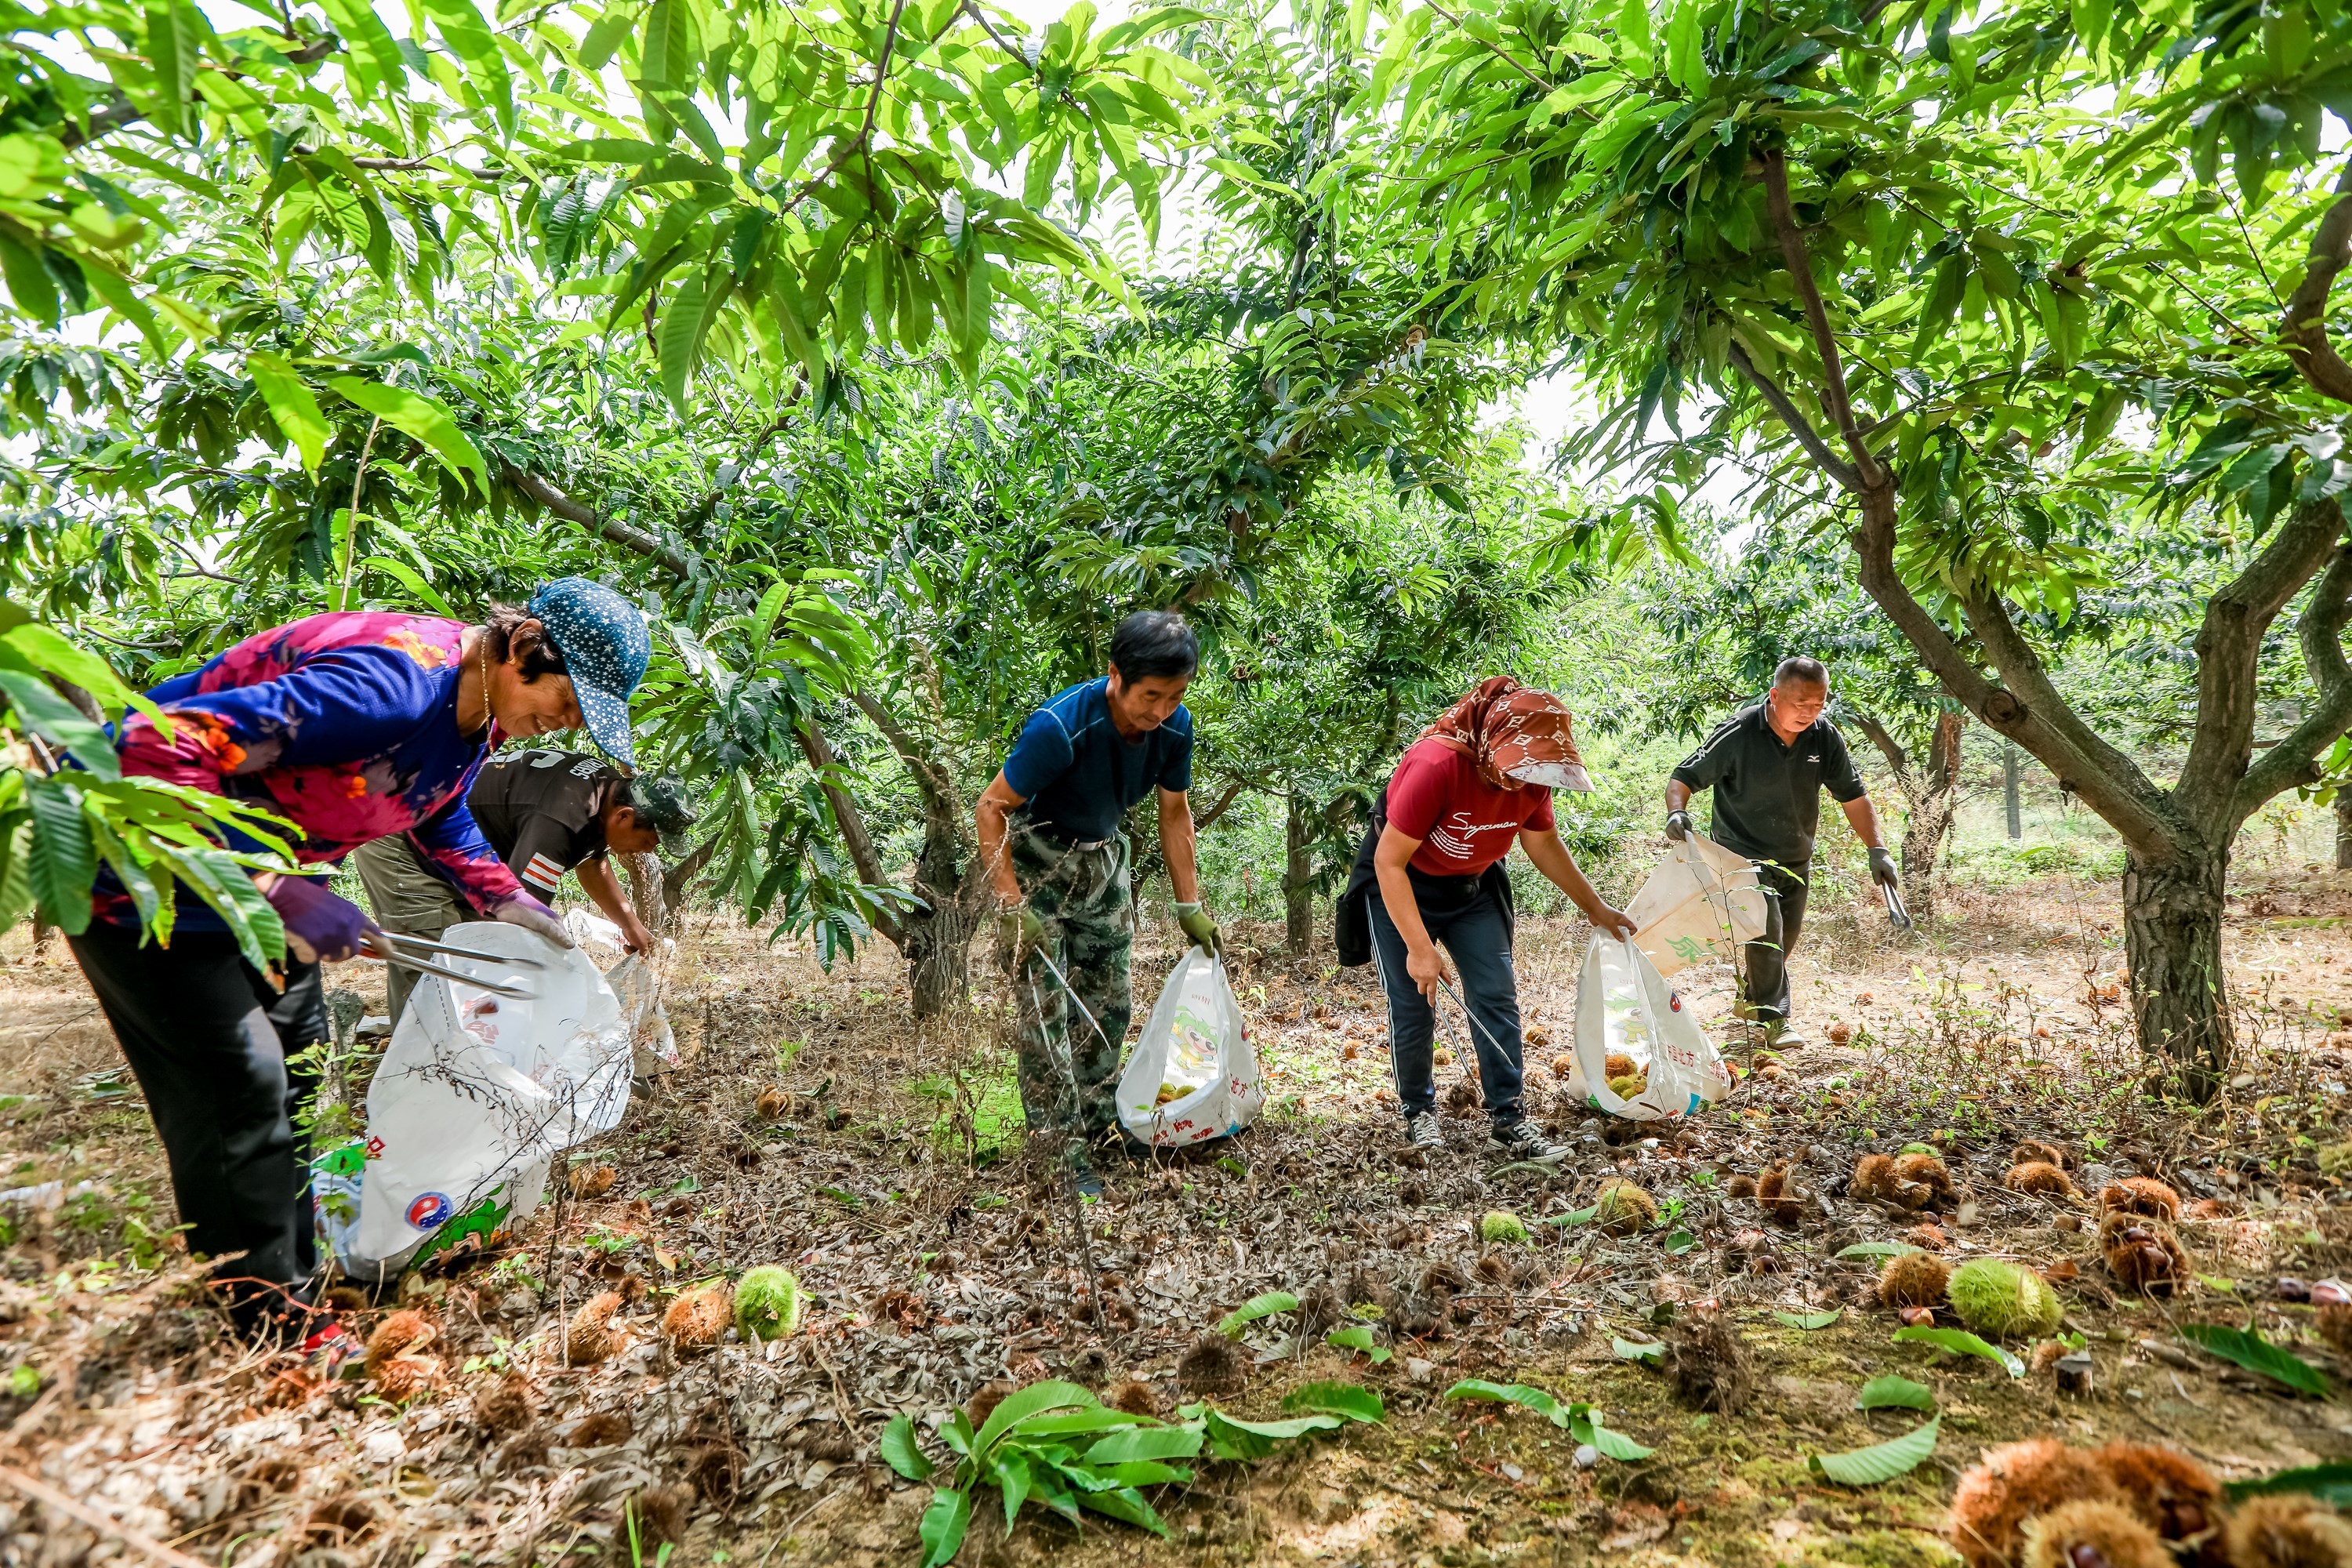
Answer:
[{"left": 1369, "top": 678, "right": 1635, "bottom": 1164}]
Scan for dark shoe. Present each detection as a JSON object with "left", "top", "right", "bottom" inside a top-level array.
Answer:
[
  {"left": 1100, "top": 1127, "right": 1156, "bottom": 1163},
  {"left": 1487, "top": 1121, "right": 1568, "bottom": 1167},
  {"left": 1403, "top": 1112, "right": 1446, "bottom": 1152},
  {"left": 1068, "top": 1152, "right": 1105, "bottom": 1200}
]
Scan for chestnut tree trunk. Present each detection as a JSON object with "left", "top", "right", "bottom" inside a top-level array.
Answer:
[{"left": 1731, "top": 147, "right": 2352, "bottom": 1099}]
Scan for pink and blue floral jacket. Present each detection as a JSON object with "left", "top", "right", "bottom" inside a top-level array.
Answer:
[{"left": 98, "top": 612, "right": 537, "bottom": 933}]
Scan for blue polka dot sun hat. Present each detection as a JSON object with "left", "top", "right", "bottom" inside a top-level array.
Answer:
[{"left": 528, "top": 577, "right": 649, "bottom": 768}]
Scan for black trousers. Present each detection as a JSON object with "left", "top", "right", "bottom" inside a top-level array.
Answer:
[
  {"left": 1367, "top": 885, "right": 1527, "bottom": 1129},
  {"left": 1740, "top": 861, "right": 1810, "bottom": 1022},
  {"left": 67, "top": 924, "right": 325, "bottom": 1328}
]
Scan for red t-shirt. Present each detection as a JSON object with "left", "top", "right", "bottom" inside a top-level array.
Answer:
[{"left": 1385, "top": 737, "right": 1555, "bottom": 877}]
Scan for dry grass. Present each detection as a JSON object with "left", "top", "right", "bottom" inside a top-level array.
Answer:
[{"left": 0, "top": 866, "right": 2344, "bottom": 1566}]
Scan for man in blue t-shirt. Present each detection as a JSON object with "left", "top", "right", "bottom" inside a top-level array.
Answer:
[{"left": 975, "top": 610, "right": 1221, "bottom": 1196}]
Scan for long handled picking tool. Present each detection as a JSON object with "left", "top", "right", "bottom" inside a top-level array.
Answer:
[
  {"left": 1880, "top": 880, "right": 1914, "bottom": 931},
  {"left": 362, "top": 931, "right": 540, "bottom": 999}
]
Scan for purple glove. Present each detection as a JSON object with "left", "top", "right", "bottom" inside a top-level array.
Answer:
[
  {"left": 493, "top": 892, "right": 575, "bottom": 950},
  {"left": 263, "top": 874, "right": 379, "bottom": 964}
]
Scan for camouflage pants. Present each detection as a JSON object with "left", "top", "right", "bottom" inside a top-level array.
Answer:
[{"left": 1009, "top": 828, "right": 1134, "bottom": 1141}]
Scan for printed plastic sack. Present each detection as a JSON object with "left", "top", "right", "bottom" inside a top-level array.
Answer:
[
  {"left": 344, "top": 921, "right": 633, "bottom": 1276},
  {"left": 1116, "top": 946, "right": 1263, "bottom": 1147},
  {"left": 1624, "top": 835, "right": 1768, "bottom": 979},
  {"left": 1566, "top": 935, "right": 1730, "bottom": 1121},
  {"left": 557, "top": 913, "right": 680, "bottom": 1073}
]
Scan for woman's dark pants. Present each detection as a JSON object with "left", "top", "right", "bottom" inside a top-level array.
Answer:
[
  {"left": 67, "top": 924, "right": 325, "bottom": 1335},
  {"left": 1367, "top": 884, "right": 1527, "bottom": 1131}
]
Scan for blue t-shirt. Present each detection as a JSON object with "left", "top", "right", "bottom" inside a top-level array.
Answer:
[{"left": 1001, "top": 678, "right": 1193, "bottom": 844}]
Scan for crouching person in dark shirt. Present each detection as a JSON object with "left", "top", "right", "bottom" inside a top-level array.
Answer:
[
  {"left": 354, "top": 751, "right": 696, "bottom": 1023},
  {"left": 973, "top": 611, "right": 1220, "bottom": 1199}
]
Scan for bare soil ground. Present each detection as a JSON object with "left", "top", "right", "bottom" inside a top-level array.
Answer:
[{"left": 0, "top": 857, "right": 2349, "bottom": 1568}]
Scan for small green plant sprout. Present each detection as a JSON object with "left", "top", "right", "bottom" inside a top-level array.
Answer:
[
  {"left": 1479, "top": 1210, "right": 1529, "bottom": 1245},
  {"left": 622, "top": 1495, "right": 676, "bottom": 1568},
  {"left": 882, "top": 1379, "right": 1384, "bottom": 1565},
  {"left": 1325, "top": 1325, "right": 1391, "bottom": 1363},
  {"left": 735, "top": 1267, "right": 804, "bottom": 1341},
  {"left": 1443, "top": 1381, "right": 1653, "bottom": 1460}
]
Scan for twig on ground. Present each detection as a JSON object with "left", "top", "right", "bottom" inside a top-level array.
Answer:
[{"left": 0, "top": 1465, "right": 215, "bottom": 1568}]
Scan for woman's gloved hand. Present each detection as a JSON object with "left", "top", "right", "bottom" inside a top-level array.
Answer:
[
  {"left": 261, "top": 873, "right": 381, "bottom": 965},
  {"left": 495, "top": 895, "right": 577, "bottom": 949}
]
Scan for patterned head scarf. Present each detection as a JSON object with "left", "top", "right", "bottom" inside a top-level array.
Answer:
[{"left": 1417, "top": 677, "right": 1592, "bottom": 793}]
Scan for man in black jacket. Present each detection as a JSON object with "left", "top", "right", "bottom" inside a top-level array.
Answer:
[{"left": 1665, "top": 657, "right": 1896, "bottom": 1046}]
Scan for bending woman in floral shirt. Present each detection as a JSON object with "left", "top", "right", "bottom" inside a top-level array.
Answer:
[{"left": 70, "top": 578, "right": 649, "bottom": 1345}]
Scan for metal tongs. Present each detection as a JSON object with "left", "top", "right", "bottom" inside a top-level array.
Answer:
[
  {"left": 1880, "top": 880, "right": 1914, "bottom": 931},
  {"left": 363, "top": 931, "right": 543, "bottom": 999}
]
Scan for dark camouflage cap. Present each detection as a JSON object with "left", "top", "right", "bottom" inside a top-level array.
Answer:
[{"left": 631, "top": 774, "right": 699, "bottom": 853}]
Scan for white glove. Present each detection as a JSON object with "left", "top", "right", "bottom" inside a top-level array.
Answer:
[{"left": 495, "top": 899, "right": 576, "bottom": 949}]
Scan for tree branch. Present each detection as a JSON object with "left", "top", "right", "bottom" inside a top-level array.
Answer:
[
  {"left": 1759, "top": 147, "right": 1886, "bottom": 489},
  {"left": 662, "top": 835, "right": 720, "bottom": 914},
  {"left": 675, "top": 408, "right": 797, "bottom": 534},
  {"left": 2235, "top": 539, "right": 2352, "bottom": 818},
  {"left": 848, "top": 688, "right": 964, "bottom": 832},
  {"left": 1726, "top": 340, "right": 1862, "bottom": 492},
  {"left": 1844, "top": 472, "right": 2180, "bottom": 858},
  {"left": 1753, "top": 140, "right": 2179, "bottom": 859},
  {"left": 1192, "top": 777, "right": 1251, "bottom": 834},
  {"left": 792, "top": 713, "right": 906, "bottom": 946},
  {"left": 497, "top": 461, "right": 694, "bottom": 578},
  {"left": 57, "top": 37, "right": 339, "bottom": 149},
  {"left": 859, "top": 0, "right": 913, "bottom": 217},
  {"left": 1420, "top": 0, "right": 1552, "bottom": 90},
  {"left": 1844, "top": 707, "right": 1919, "bottom": 808},
  {"left": 2281, "top": 151, "right": 2352, "bottom": 406},
  {"left": 2178, "top": 497, "right": 2350, "bottom": 822},
  {"left": 1954, "top": 583, "right": 2180, "bottom": 851}
]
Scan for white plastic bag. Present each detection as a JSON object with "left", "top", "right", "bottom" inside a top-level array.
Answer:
[
  {"left": 604, "top": 954, "right": 680, "bottom": 1076},
  {"left": 1116, "top": 946, "right": 1263, "bottom": 1147},
  {"left": 1624, "top": 835, "right": 1768, "bottom": 978},
  {"left": 346, "top": 922, "right": 633, "bottom": 1275},
  {"left": 1566, "top": 935, "right": 1730, "bottom": 1121},
  {"left": 564, "top": 909, "right": 626, "bottom": 956}
]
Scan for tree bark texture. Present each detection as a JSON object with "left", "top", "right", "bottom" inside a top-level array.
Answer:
[
  {"left": 847, "top": 690, "right": 989, "bottom": 1020},
  {"left": 2003, "top": 742, "right": 2022, "bottom": 840},
  {"left": 622, "top": 851, "right": 666, "bottom": 935},
  {"left": 1895, "top": 711, "right": 1965, "bottom": 924},
  {"left": 2122, "top": 850, "right": 2230, "bottom": 1100},
  {"left": 1284, "top": 795, "right": 1312, "bottom": 954},
  {"left": 1848, "top": 708, "right": 1963, "bottom": 924},
  {"left": 2338, "top": 789, "right": 2352, "bottom": 872}
]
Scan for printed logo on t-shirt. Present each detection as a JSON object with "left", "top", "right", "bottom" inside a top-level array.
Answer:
[{"left": 1427, "top": 810, "right": 1530, "bottom": 861}]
